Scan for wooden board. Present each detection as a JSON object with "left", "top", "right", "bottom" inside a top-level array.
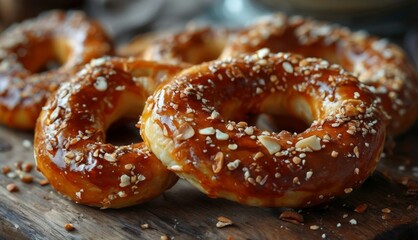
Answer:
[{"left": 1, "top": 122, "right": 417, "bottom": 240}]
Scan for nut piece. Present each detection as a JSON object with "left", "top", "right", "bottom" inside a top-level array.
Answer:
[
  {"left": 176, "top": 123, "right": 195, "bottom": 140},
  {"left": 381, "top": 208, "right": 391, "bottom": 214},
  {"left": 39, "top": 179, "right": 49, "bottom": 186},
  {"left": 64, "top": 223, "right": 75, "bottom": 231},
  {"left": 295, "top": 135, "right": 321, "bottom": 151},
  {"left": 6, "top": 183, "right": 18, "bottom": 192},
  {"left": 212, "top": 152, "right": 224, "bottom": 174},
  {"left": 354, "top": 203, "right": 368, "bottom": 213},
  {"left": 2, "top": 166, "right": 11, "bottom": 174},
  {"left": 279, "top": 211, "right": 304, "bottom": 224},
  {"left": 258, "top": 135, "right": 281, "bottom": 155},
  {"left": 216, "top": 216, "right": 233, "bottom": 228},
  {"left": 20, "top": 174, "right": 33, "bottom": 184},
  {"left": 310, "top": 225, "right": 320, "bottom": 230},
  {"left": 140, "top": 223, "right": 150, "bottom": 229}
]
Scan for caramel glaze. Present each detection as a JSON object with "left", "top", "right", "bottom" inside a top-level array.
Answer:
[
  {"left": 0, "top": 10, "right": 113, "bottom": 129},
  {"left": 221, "top": 13, "right": 418, "bottom": 135},
  {"left": 141, "top": 50, "right": 386, "bottom": 208},
  {"left": 139, "top": 26, "right": 232, "bottom": 64},
  {"left": 34, "top": 57, "right": 183, "bottom": 208}
]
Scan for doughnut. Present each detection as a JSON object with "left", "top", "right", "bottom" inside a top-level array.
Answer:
[
  {"left": 34, "top": 57, "right": 183, "bottom": 208},
  {"left": 221, "top": 13, "right": 418, "bottom": 135},
  {"left": 138, "top": 26, "right": 231, "bottom": 64},
  {"left": 0, "top": 10, "right": 112, "bottom": 129},
  {"left": 140, "top": 50, "right": 386, "bottom": 207}
]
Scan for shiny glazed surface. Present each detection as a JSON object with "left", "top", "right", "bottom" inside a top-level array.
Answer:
[
  {"left": 0, "top": 10, "right": 112, "bottom": 129},
  {"left": 141, "top": 51, "right": 386, "bottom": 207},
  {"left": 221, "top": 13, "right": 418, "bottom": 135},
  {"left": 34, "top": 57, "right": 183, "bottom": 208}
]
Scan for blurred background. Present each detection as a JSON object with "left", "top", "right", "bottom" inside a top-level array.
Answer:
[{"left": 0, "top": 0, "right": 417, "bottom": 64}]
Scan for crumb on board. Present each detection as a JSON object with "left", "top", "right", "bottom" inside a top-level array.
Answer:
[
  {"left": 64, "top": 223, "right": 75, "bottom": 231},
  {"left": 279, "top": 211, "right": 304, "bottom": 224},
  {"left": 216, "top": 216, "right": 233, "bottom": 228},
  {"left": 6, "top": 183, "right": 18, "bottom": 192}
]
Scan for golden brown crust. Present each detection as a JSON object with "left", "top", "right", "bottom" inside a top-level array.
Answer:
[
  {"left": 139, "top": 26, "right": 232, "bottom": 64},
  {"left": 221, "top": 13, "right": 418, "bottom": 135},
  {"left": 34, "top": 57, "right": 183, "bottom": 208},
  {"left": 0, "top": 10, "right": 113, "bottom": 129},
  {"left": 141, "top": 50, "right": 386, "bottom": 208}
]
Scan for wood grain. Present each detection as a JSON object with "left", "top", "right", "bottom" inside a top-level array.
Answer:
[{"left": 1, "top": 122, "right": 417, "bottom": 239}]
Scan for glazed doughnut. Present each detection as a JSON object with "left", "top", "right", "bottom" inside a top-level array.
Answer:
[
  {"left": 141, "top": 50, "right": 386, "bottom": 207},
  {"left": 0, "top": 10, "right": 112, "bottom": 129},
  {"left": 34, "top": 57, "right": 183, "bottom": 208},
  {"left": 221, "top": 13, "right": 418, "bottom": 135},
  {"left": 138, "top": 26, "right": 231, "bottom": 64}
]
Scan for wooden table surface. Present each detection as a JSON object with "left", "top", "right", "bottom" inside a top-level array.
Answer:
[{"left": 1, "top": 121, "right": 417, "bottom": 240}]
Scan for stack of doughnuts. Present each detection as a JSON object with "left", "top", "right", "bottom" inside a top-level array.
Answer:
[{"left": 1, "top": 10, "right": 416, "bottom": 208}]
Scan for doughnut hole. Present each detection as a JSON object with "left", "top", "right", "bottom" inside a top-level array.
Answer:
[
  {"left": 16, "top": 37, "right": 72, "bottom": 73},
  {"left": 226, "top": 94, "right": 315, "bottom": 134}
]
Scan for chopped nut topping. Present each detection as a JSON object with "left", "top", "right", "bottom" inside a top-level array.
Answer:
[
  {"left": 168, "top": 165, "right": 183, "bottom": 171},
  {"left": 353, "top": 146, "right": 360, "bottom": 158},
  {"left": 227, "top": 159, "right": 241, "bottom": 171},
  {"left": 176, "top": 123, "right": 195, "bottom": 140},
  {"left": 212, "top": 152, "right": 224, "bottom": 174},
  {"left": 305, "top": 171, "right": 313, "bottom": 181},
  {"left": 279, "top": 211, "right": 304, "bottom": 224},
  {"left": 344, "top": 188, "right": 353, "bottom": 194},
  {"left": 104, "top": 153, "right": 117, "bottom": 162},
  {"left": 199, "top": 127, "right": 216, "bottom": 135},
  {"left": 292, "top": 157, "right": 301, "bottom": 165},
  {"left": 295, "top": 135, "right": 321, "bottom": 151},
  {"left": 228, "top": 144, "right": 238, "bottom": 150},
  {"left": 119, "top": 174, "right": 131, "bottom": 187},
  {"left": 94, "top": 76, "right": 108, "bottom": 91},
  {"left": 215, "top": 129, "right": 229, "bottom": 140},
  {"left": 331, "top": 151, "right": 339, "bottom": 158},
  {"left": 282, "top": 61, "right": 294, "bottom": 73},
  {"left": 257, "top": 135, "right": 281, "bottom": 154}
]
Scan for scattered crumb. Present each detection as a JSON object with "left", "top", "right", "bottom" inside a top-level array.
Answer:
[
  {"left": 310, "top": 225, "right": 320, "bottom": 230},
  {"left": 20, "top": 174, "right": 33, "bottom": 184},
  {"left": 2, "top": 166, "right": 11, "bottom": 174},
  {"left": 64, "top": 223, "right": 75, "bottom": 231},
  {"left": 279, "top": 211, "right": 304, "bottom": 224},
  {"left": 6, "top": 183, "right": 18, "bottom": 192},
  {"left": 349, "top": 219, "right": 357, "bottom": 225},
  {"left": 140, "top": 223, "right": 149, "bottom": 229},
  {"left": 354, "top": 203, "right": 368, "bottom": 213},
  {"left": 322, "top": 233, "right": 327, "bottom": 239},
  {"left": 382, "top": 213, "right": 391, "bottom": 220},
  {"left": 216, "top": 216, "right": 233, "bottom": 228},
  {"left": 381, "top": 208, "right": 391, "bottom": 214},
  {"left": 22, "top": 163, "right": 33, "bottom": 173},
  {"left": 39, "top": 179, "right": 49, "bottom": 186},
  {"left": 160, "top": 235, "right": 169, "bottom": 240},
  {"left": 342, "top": 214, "right": 348, "bottom": 219},
  {"left": 336, "top": 223, "right": 341, "bottom": 228},
  {"left": 22, "top": 140, "right": 32, "bottom": 149}
]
